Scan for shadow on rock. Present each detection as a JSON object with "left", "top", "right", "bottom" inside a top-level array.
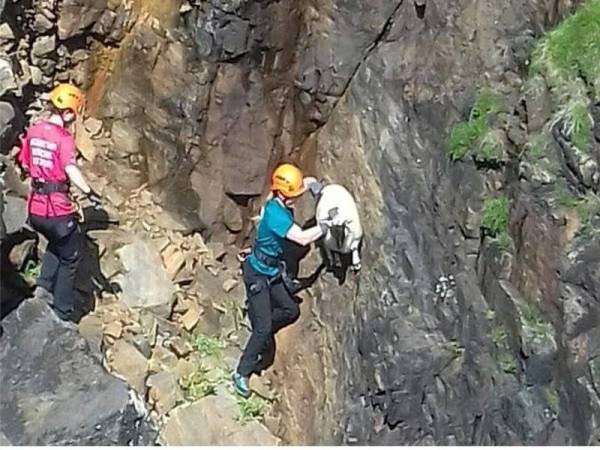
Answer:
[
  {"left": 74, "top": 206, "right": 121, "bottom": 322},
  {"left": 0, "top": 228, "right": 37, "bottom": 320}
]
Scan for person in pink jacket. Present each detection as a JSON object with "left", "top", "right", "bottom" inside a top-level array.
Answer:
[{"left": 18, "top": 84, "right": 101, "bottom": 323}]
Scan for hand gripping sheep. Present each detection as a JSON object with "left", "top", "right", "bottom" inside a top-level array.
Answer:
[{"left": 308, "top": 181, "right": 363, "bottom": 272}]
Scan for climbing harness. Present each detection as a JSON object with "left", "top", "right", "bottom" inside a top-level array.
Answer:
[
  {"left": 31, "top": 179, "right": 69, "bottom": 194},
  {"left": 252, "top": 247, "right": 302, "bottom": 294}
]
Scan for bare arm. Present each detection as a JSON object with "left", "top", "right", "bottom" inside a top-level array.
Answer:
[
  {"left": 65, "top": 164, "right": 91, "bottom": 194},
  {"left": 285, "top": 223, "right": 323, "bottom": 247}
]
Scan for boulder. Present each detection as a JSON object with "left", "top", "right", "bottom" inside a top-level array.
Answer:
[
  {"left": 0, "top": 58, "right": 16, "bottom": 97},
  {"left": 159, "top": 394, "right": 280, "bottom": 445},
  {"left": 31, "top": 35, "right": 57, "bottom": 58},
  {"left": 2, "top": 195, "right": 27, "bottom": 235},
  {"left": 0, "top": 298, "right": 155, "bottom": 445},
  {"left": 0, "top": 101, "right": 16, "bottom": 148},
  {"left": 146, "top": 371, "right": 183, "bottom": 415},
  {"left": 116, "top": 239, "right": 175, "bottom": 316},
  {"left": 106, "top": 339, "right": 149, "bottom": 393},
  {"left": 57, "top": 0, "right": 108, "bottom": 40}
]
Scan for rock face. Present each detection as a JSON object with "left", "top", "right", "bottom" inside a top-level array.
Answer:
[
  {"left": 0, "top": 299, "right": 155, "bottom": 445},
  {"left": 2, "top": 0, "right": 599, "bottom": 446},
  {"left": 159, "top": 393, "right": 280, "bottom": 446}
]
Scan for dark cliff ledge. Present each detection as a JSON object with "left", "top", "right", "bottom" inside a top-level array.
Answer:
[{"left": 0, "top": 298, "right": 156, "bottom": 445}]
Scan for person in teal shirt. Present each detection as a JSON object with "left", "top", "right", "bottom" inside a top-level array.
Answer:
[{"left": 233, "top": 163, "right": 325, "bottom": 398}]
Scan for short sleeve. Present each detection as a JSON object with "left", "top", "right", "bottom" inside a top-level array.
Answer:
[
  {"left": 267, "top": 206, "right": 294, "bottom": 238},
  {"left": 18, "top": 134, "right": 31, "bottom": 170},
  {"left": 58, "top": 135, "right": 76, "bottom": 168}
]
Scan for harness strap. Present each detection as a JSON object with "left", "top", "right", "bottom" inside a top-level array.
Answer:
[
  {"left": 252, "top": 248, "right": 302, "bottom": 295},
  {"left": 253, "top": 247, "right": 281, "bottom": 268},
  {"left": 31, "top": 179, "right": 69, "bottom": 194}
]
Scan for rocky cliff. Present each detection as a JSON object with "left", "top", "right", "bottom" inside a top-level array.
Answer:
[{"left": 2, "top": 0, "right": 600, "bottom": 445}]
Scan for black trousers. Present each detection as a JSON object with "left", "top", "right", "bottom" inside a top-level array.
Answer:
[
  {"left": 237, "top": 261, "right": 300, "bottom": 377},
  {"left": 29, "top": 214, "right": 81, "bottom": 321}
]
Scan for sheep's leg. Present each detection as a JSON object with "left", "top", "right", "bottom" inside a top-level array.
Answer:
[
  {"left": 324, "top": 246, "right": 334, "bottom": 270},
  {"left": 351, "top": 248, "right": 361, "bottom": 272},
  {"left": 332, "top": 251, "right": 342, "bottom": 268}
]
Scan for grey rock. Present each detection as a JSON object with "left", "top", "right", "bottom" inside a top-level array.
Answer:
[
  {"left": 33, "top": 14, "right": 55, "bottom": 33},
  {"left": 0, "top": 58, "right": 16, "bottom": 97},
  {"left": 0, "top": 101, "right": 16, "bottom": 148},
  {"left": 0, "top": 298, "right": 156, "bottom": 445},
  {"left": 0, "top": 23, "right": 14, "bottom": 40},
  {"left": 57, "top": 0, "right": 108, "bottom": 40},
  {"left": 2, "top": 195, "right": 27, "bottom": 235},
  {"left": 31, "top": 35, "right": 57, "bottom": 58},
  {"left": 115, "top": 239, "right": 176, "bottom": 314},
  {"left": 111, "top": 120, "right": 141, "bottom": 154}
]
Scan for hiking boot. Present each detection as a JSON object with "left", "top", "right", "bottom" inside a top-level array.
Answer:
[{"left": 232, "top": 372, "right": 251, "bottom": 398}]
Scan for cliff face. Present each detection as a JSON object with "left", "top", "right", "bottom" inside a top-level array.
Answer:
[{"left": 2, "top": 0, "right": 600, "bottom": 446}]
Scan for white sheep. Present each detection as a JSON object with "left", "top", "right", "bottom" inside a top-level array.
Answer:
[{"left": 314, "top": 183, "right": 363, "bottom": 272}]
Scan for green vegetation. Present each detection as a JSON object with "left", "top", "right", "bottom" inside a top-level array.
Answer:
[
  {"left": 490, "top": 323, "right": 517, "bottom": 374},
  {"left": 481, "top": 196, "right": 512, "bottom": 250},
  {"left": 482, "top": 196, "right": 510, "bottom": 235},
  {"left": 448, "top": 88, "right": 505, "bottom": 163},
  {"left": 21, "top": 259, "right": 41, "bottom": 285},
  {"left": 530, "top": 0, "right": 600, "bottom": 95},
  {"left": 517, "top": 300, "right": 554, "bottom": 345},
  {"left": 193, "top": 334, "right": 224, "bottom": 357},
  {"left": 487, "top": 309, "right": 517, "bottom": 374},
  {"left": 525, "top": 132, "right": 552, "bottom": 161},
  {"left": 181, "top": 365, "right": 228, "bottom": 400},
  {"left": 553, "top": 188, "right": 600, "bottom": 236},
  {"left": 529, "top": 0, "right": 600, "bottom": 152},
  {"left": 443, "top": 340, "right": 465, "bottom": 359},
  {"left": 545, "top": 386, "right": 560, "bottom": 413},
  {"left": 236, "top": 396, "right": 270, "bottom": 424}
]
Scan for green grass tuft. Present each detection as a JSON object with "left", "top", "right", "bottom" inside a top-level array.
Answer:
[
  {"left": 471, "top": 88, "right": 504, "bottom": 121},
  {"left": 448, "top": 88, "right": 504, "bottom": 162},
  {"left": 193, "top": 334, "right": 224, "bottom": 357},
  {"left": 181, "top": 366, "right": 224, "bottom": 401},
  {"left": 482, "top": 196, "right": 510, "bottom": 237},
  {"left": 530, "top": 1, "right": 600, "bottom": 151},
  {"left": 530, "top": 0, "right": 600, "bottom": 94},
  {"left": 525, "top": 133, "right": 551, "bottom": 160},
  {"left": 236, "top": 396, "right": 270, "bottom": 424}
]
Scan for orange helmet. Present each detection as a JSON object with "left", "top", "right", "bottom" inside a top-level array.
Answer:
[
  {"left": 271, "top": 163, "right": 305, "bottom": 198},
  {"left": 49, "top": 84, "right": 84, "bottom": 115}
]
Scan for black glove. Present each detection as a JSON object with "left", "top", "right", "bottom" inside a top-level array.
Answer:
[{"left": 87, "top": 190, "right": 102, "bottom": 207}]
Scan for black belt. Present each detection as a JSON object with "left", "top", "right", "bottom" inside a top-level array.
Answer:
[
  {"left": 252, "top": 248, "right": 302, "bottom": 294},
  {"left": 253, "top": 248, "right": 281, "bottom": 268},
  {"left": 31, "top": 180, "right": 69, "bottom": 194}
]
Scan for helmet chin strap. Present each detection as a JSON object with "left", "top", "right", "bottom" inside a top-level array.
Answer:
[{"left": 48, "top": 113, "right": 65, "bottom": 127}]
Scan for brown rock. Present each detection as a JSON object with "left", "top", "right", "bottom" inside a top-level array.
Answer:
[
  {"left": 84, "top": 117, "right": 103, "bottom": 136},
  {"left": 146, "top": 371, "right": 183, "bottom": 415},
  {"left": 168, "top": 337, "right": 193, "bottom": 358},
  {"left": 180, "top": 302, "right": 201, "bottom": 331},
  {"left": 159, "top": 394, "right": 280, "bottom": 445},
  {"left": 75, "top": 122, "right": 98, "bottom": 162},
  {"left": 149, "top": 345, "right": 179, "bottom": 373},
  {"left": 106, "top": 340, "right": 148, "bottom": 393},
  {"left": 222, "top": 278, "right": 240, "bottom": 293},
  {"left": 103, "top": 321, "right": 123, "bottom": 339},
  {"left": 161, "top": 244, "right": 187, "bottom": 280}
]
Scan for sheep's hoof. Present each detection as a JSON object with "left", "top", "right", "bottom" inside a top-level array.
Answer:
[{"left": 351, "top": 263, "right": 361, "bottom": 272}]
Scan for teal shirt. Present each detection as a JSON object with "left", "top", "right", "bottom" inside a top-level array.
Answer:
[{"left": 248, "top": 198, "right": 294, "bottom": 277}]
